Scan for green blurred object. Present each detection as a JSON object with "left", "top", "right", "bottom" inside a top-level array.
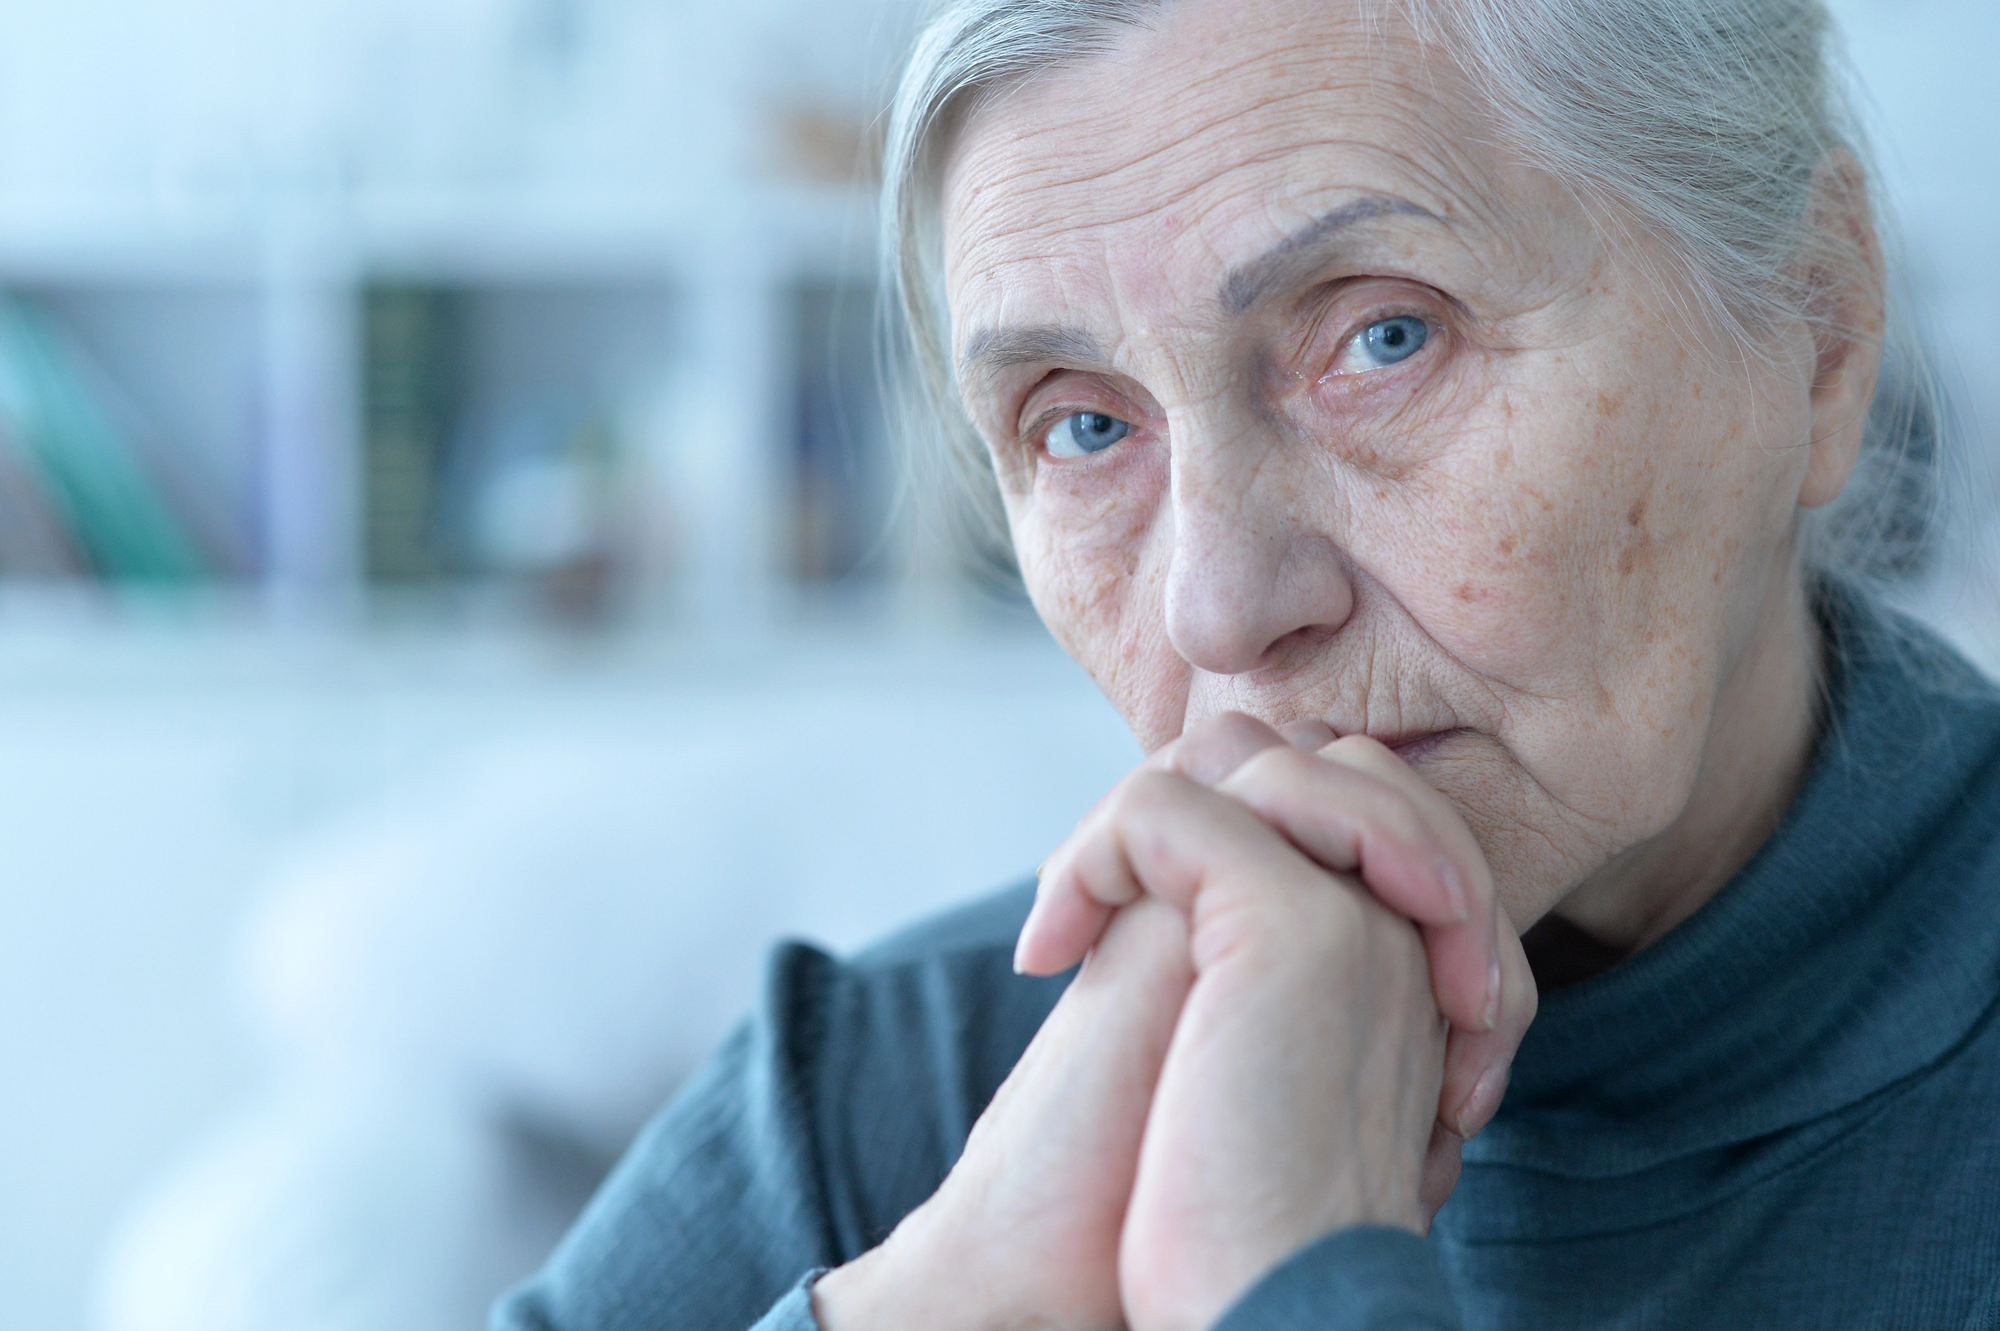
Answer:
[
  {"left": 364, "top": 286, "right": 463, "bottom": 583},
  {"left": 0, "top": 298, "right": 209, "bottom": 581}
]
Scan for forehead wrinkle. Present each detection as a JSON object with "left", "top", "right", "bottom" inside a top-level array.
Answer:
[
  {"left": 949, "top": 118, "right": 1490, "bottom": 322},
  {"left": 976, "top": 28, "right": 1361, "bottom": 189},
  {"left": 949, "top": 40, "right": 1435, "bottom": 240},
  {"left": 956, "top": 103, "right": 1335, "bottom": 248}
]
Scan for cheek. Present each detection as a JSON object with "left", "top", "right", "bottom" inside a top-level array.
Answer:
[
  {"left": 1011, "top": 453, "right": 1188, "bottom": 748},
  {"left": 1385, "top": 368, "right": 1774, "bottom": 689}
]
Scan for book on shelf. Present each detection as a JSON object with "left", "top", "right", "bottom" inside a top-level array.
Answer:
[
  {"left": 0, "top": 297, "right": 226, "bottom": 583},
  {"left": 364, "top": 286, "right": 462, "bottom": 583}
]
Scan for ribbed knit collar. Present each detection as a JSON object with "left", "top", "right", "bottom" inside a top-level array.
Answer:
[{"left": 1463, "top": 590, "right": 2000, "bottom": 1197}]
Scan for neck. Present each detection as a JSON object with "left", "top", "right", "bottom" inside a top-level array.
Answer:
[{"left": 1547, "top": 566, "right": 1827, "bottom": 963}]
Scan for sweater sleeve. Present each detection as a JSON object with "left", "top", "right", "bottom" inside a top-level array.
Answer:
[
  {"left": 1213, "top": 1228, "right": 1464, "bottom": 1331},
  {"left": 745, "top": 1272, "right": 827, "bottom": 1331},
  {"left": 490, "top": 943, "right": 850, "bottom": 1331},
  {"left": 490, "top": 896, "right": 1060, "bottom": 1331}
]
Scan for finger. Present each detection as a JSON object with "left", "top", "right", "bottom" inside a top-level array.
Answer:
[
  {"left": 1020, "top": 715, "right": 1290, "bottom": 973},
  {"left": 1277, "top": 719, "right": 1338, "bottom": 750},
  {"left": 1145, "top": 711, "right": 1288, "bottom": 785},
  {"left": 896, "top": 896, "right": 1192, "bottom": 1331},
  {"left": 1019, "top": 772, "right": 1324, "bottom": 976},
  {"left": 1018, "top": 800, "right": 1145, "bottom": 976},
  {"left": 1215, "top": 746, "right": 1469, "bottom": 924},
  {"left": 1439, "top": 918, "right": 1537, "bottom": 1139},
  {"left": 1216, "top": 745, "right": 1494, "bottom": 1030},
  {"left": 998, "top": 895, "right": 1195, "bottom": 1129},
  {"left": 1417, "top": 1121, "right": 1465, "bottom": 1229},
  {"left": 1317, "top": 736, "right": 1502, "bottom": 1031}
]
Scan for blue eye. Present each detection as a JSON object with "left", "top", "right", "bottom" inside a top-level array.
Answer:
[
  {"left": 1044, "top": 411, "right": 1131, "bottom": 459},
  {"left": 1360, "top": 315, "right": 1428, "bottom": 367}
]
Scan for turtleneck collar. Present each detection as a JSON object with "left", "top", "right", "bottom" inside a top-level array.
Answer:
[{"left": 1462, "top": 589, "right": 2000, "bottom": 1198}]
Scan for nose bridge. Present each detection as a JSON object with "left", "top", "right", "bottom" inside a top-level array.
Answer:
[
  {"left": 1163, "top": 402, "right": 1353, "bottom": 676},
  {"left": 1169, "top": 405, "right": 1286, "bottom": 594}
]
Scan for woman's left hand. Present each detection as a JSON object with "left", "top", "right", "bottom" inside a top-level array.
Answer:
[{"left": 1017, "top": 717, "right": 1536, "bottom": 1331}]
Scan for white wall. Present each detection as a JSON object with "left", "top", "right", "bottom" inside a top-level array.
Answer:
[{"left": 0, "top": 616, "right": 1140, "bottom": 1331}]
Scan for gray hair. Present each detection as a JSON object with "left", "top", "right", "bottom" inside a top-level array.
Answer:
[{"left": 880, "top": 0, "right": 1941, "bottom": 589}]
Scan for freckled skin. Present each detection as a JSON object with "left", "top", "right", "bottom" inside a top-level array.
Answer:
[{"left": 943, "top": 0, "right": 1879, "bottom": 944}]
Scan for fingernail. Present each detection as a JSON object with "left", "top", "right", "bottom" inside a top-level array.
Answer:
[
  {"left": 1012, "top": 932, "right": 1029, "bottom": 975},
  {"left": 1454, "top": 1059, "right": 1512, "bottom": 1138},
  {"left": 1436, "top": 857, "right": 1470, "bottom": 922},
  {"left": 1036, "top": 859, "right": 1047, "bottom": 880},
  {"left": 1483, "top": 951, "right": 1502, "bottom": 1031}
]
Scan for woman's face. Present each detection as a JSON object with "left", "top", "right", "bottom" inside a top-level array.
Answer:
[{"left": 940, "top": 0, "right": 1850, "bottom": 926}]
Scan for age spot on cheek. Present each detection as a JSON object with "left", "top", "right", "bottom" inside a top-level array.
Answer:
[{"left": 1618, "top": 499, "right": 1656, "bottom": 577}]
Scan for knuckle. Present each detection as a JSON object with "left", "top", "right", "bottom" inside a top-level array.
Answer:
[
  {"left": 1233, "top": 741, "right": 1312, "bottom": 787},
  {"left": 1169, "top": 711, "right": 1281, "bottom": 782},
  {"left": 1367, "top": 786, "right": 1431, "bottom": 847},
  {"left": 1112, "top": 768, "right": 1194, "bottom": 822},
  {"left": 1209, "top": 710, "right": 1274, "bottom": 745}
]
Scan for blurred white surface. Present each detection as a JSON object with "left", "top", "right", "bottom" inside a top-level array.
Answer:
[{"left": 0, "top": 611, "right": 1138, "bottom": 1331}]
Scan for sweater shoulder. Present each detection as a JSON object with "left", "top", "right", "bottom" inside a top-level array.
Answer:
[{"left": 847, "top": 877, "right": 1038, "bottom": 970}]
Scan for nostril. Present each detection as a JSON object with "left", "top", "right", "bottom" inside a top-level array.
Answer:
[{"left": 1164, "top": 543, "right": 1356, "bottom": 677}]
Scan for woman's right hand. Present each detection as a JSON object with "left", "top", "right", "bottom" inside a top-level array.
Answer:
[{"left": 813, "top": 892, "right": 1196, "bottom": 1331}]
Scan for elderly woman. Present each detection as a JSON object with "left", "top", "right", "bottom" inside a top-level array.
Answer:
[{"left": 497, "top": 0, "right": 2000, "bottom": 1327}]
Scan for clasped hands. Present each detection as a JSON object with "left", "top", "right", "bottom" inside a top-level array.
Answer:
[{"left": 816, "top": 714, "right": 1537, "bottom": 1331}]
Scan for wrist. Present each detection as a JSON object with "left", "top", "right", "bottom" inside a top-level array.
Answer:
[
  {"left": 812, "top": 1220, "right": 1012, "bottom": 1331},
  {"left": 811, "top": 1248, "right": 895, "bottom": 1331}
]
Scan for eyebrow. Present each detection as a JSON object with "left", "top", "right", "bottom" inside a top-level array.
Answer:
[
  {"left": 954, "top": 194, "right": 1445, "bottom": 391},
  {"left": 957, "top": 323, "right": 1104, "bottom": 390},
  {"left": 1218, "top": 195, "right": 1443, "bottom": 316}
]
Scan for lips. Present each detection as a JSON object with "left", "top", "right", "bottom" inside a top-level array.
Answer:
[{"left": 1380, "top": 729, "right": 1463, "bottom": 763}]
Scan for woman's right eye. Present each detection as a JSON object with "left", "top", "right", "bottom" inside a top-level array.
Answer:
[{"left": 1043, "top": 411, "right": 1132, "bottom": 459}]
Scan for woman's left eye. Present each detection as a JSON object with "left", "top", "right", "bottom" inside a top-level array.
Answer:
[
  {"left": 1329, "top": 315, "right": 1431, "bottom": 375},
  {"left": 1043, "top": 411, "right": 1132, "bottom": 459}
]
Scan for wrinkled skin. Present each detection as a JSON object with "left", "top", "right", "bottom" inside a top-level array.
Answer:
[{"left": 818, "top": 0, "right": 1882, "bottom": 1326}]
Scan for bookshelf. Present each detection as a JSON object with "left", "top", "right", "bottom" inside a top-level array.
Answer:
[{"left": 0, "top": 183, "right": 925, "bottom": 629}]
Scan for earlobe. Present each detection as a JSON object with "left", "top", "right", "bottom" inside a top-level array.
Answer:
[
  {"left": 1797, "top": 418, "right": 1864, "bottom": 511},
  {"left": 1797, "top": 153, "right": 1886, "bottom": 512}
]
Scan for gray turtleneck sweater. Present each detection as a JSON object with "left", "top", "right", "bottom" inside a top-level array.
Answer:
[{"left": 493, "top": 598, "right": 2000, "bottom": 1330}]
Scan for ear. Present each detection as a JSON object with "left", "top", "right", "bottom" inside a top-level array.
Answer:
[{"left": 1797, "top": 152, "right": 1886, "bottom": 511}]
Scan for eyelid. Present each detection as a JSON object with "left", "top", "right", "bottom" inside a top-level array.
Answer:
[
  {"left": 1016, "top": 373, "right": 1140, "bottom": 447},
  {"left": 1304, "top": 286, "right": 1449, "bottom": 381},
  {"left": 1024, "top": 406, "right": 1134, "bottom": 462}
]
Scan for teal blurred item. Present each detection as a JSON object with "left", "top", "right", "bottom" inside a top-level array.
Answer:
[
  {"left": 0, "top": 297, "right": 211, "bottom": 581},
  {"left": 0, "top": 409, "right": 88, "bottom": 577}
]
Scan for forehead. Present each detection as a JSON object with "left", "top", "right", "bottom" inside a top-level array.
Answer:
[{"left": 940, "top": 0, "right": 1505, "bottom": 337}]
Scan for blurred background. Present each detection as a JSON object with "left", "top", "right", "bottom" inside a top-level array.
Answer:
[{"left": 0, "top": 1, "right": 1992, "bottom": 1328}]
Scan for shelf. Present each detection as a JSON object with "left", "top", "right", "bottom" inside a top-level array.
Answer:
[{"left": 0, "top": 175, "right": 933, "bottom": 627}]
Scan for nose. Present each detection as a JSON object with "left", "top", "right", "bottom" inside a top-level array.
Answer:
[{"left": 1162, "top": 431, "right": 1356, "bottom": 676}]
